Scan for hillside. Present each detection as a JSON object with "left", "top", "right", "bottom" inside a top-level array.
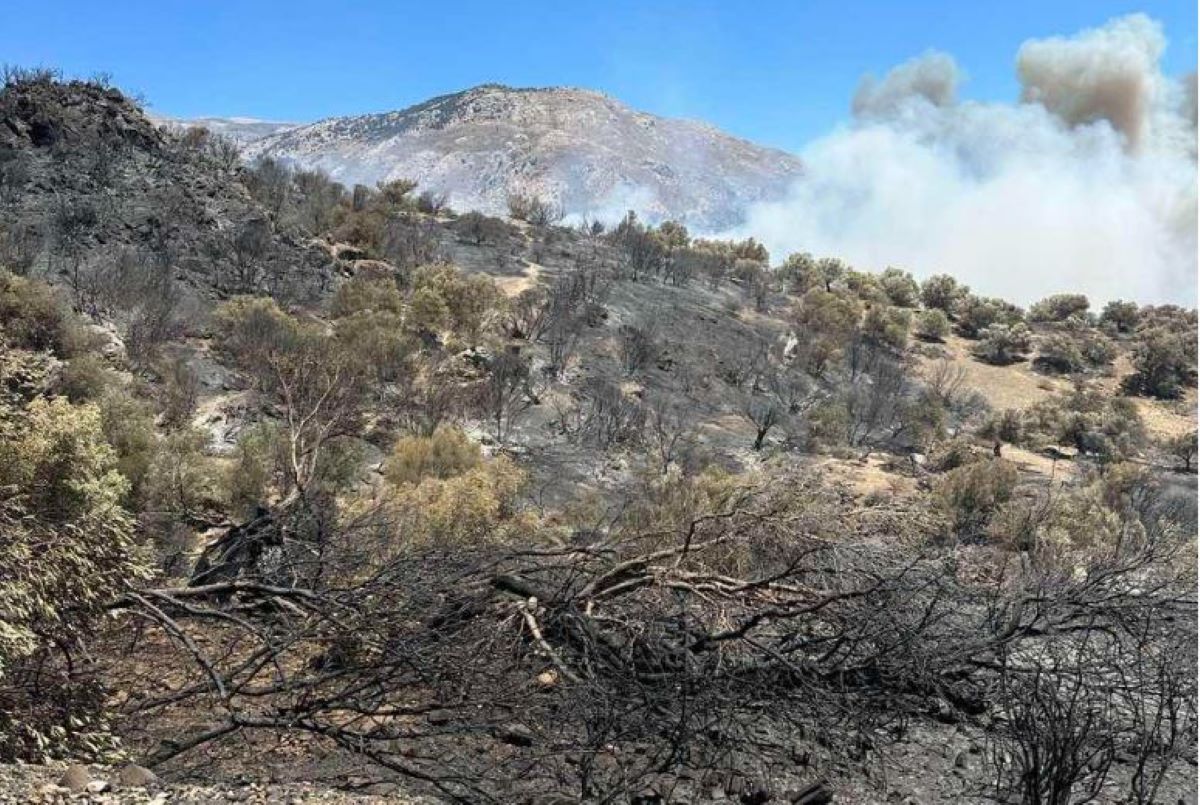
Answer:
[
  {"left": 0, "top": 74, "right": 1197, "bottom": 804},
  {"left": 238, "top": 84, "right": 805, "bottom": 229},
  {"left": 150, "top": 114, "right": 298, "bottom": 145}
]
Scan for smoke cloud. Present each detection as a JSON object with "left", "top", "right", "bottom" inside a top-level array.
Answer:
[
  {"left": 852, "top": 51, "right": 961, "bottom": 117},
  {"left": 726, "top": 14, "right": 1197, "bottom": 305}
]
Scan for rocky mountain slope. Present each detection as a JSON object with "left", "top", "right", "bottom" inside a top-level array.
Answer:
[
  {"left": 239, "top": 84, "right": 804, "bottom": 228},
  {"left": 0, "top": 75, "right": 334, "bottom": 307},
  {"left": 150, "top": 114, "right": 298, "bottom": 145}
]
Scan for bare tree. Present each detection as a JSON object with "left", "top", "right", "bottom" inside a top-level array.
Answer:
[
  {"left": 573, "top": 376, "right": 646, "bottom": 448},
  {"left": 617, "top": 317, "right": 659, "bottom": 376},
  {"left": 646, "top": 394, "right": 698, "bottom": 474},
  {"left": 507, "top": 193, "right": 564, "bottom": 226},
  {"left": 479, "top": 350, "right": 536, "bottom": 443},
  {"left": 742, "top": 345, "right": 821, "bottom": 450}
]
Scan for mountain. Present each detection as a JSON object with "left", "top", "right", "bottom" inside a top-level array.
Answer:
[
  {"left": 240, "top": 84, "right": 804, "bottom": 229},
  {"left": 149, "top": 114, "right": 298, "bottom": 145}
]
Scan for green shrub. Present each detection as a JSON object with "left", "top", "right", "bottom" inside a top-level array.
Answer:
[
  {"left": 225, "top": 423, "right": 280, "bottom": 517},
  {"left": 972, "top": 323, "right": 1032, "bottom": 365},
  {"left": 913, "top": 309, "right": 950, "bottom": 342},
  {"left": 1029, "top": 293, "right": 1089, "bottom": 323},
  {"left": 57, "top": 354, "right": 114, "bottom": 402},
  {"left": 334, "top": 310, "right": 411, "bottom": 384},
  {"left": 955, "top": 295, "right": 1024, "bottom": 338},
  {"left": 861, "top": 305, "right": 910, "bottom": 350},
  {"left": 97, "top": 390, "right": 158, "bottom": 503},
  {"left": 212, "top": 296, "right": 303, "bottom": 368},
  {"left": 331, "top": 275, "right": 405, "bottom": 319},
  {"left": 878, "top": 267, "right": 920, "bottom": 307},
  {"left": 927, "top": 437, "right": 977, "bottom": 472},
  {"left": 844, "top": 270, "right": 889, "bottom": 305},
  {"left": 979, "top": 408, "right": 1023, "bottom": 444},
  {"left": 792, "top": 288, "right": 863, "bottom": 373},
  {"left": 1099, "top": 300, "right": 1140, "bottom": 333},
  {"left": 0, "top": 396, "right": 147, "bottom": 761},
  {"left": 920, "top": 274, "right": 968, "bottom": 313},
  {"left": 1122, "top": 327, "right": 1196, "bottom": 399},
  {"left": 1033, "top": 333, "right": 1085, "bottom": 374},
  {"left": 1163, "top": 430, "right": 1197, "bottom": 473}
]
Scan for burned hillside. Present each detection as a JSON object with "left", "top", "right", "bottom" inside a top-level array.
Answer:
[{"left": 0, "top": 73, "right": 1197, "bottom": 804}]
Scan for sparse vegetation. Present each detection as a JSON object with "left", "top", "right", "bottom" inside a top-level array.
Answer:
[{"left": 0, "top": 70, "right": 1194, "bottom": 804}]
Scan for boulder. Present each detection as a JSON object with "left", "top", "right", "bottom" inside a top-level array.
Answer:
[
  {"left": 58, "top": 764, "right": 90, "bottom": 792},
  {"left": 119, "top": 763, "right": 159, "bottom": 787}
]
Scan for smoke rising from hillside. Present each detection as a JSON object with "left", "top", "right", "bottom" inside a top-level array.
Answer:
[{"left": 729, "top": 14, "right": 1196, "bottom": 305}]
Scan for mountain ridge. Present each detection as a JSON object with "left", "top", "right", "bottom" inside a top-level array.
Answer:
[{"left": 215, "top": 83, "right": 804, "bottom": 228}]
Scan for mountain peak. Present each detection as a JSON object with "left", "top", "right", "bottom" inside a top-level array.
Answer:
[{"left": 239, "top": 85, "right": 802, "bottom": 229}]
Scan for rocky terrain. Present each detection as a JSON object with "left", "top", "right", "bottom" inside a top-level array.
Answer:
[
  {"left": 149, "top": 115, "right": 298, "bottom": 146},
  {"left": 0, "top": 73, "right": 1196, "bottom": 804},
  {"left": 0, "top": 762, "right": 426, "bottom": 803},
  {"left": 236, "top": 84, "right": 804, "bottom": 228}
]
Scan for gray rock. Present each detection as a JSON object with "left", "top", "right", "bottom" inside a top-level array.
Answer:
[
  {"left": 119, "top": 763, "right": 159, "bottom": 787},
  {"left": 58, "top": 765, "right": 90, "bottom": 792}
]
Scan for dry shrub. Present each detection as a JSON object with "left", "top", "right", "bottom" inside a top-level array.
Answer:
[
  {"left": 379, "top": 454, "right": 531, "bottom": 552},
  {"left": 384, "top": 426, "right": 481, "bottom": 487},
  {"left": 933, "top": 458, "right": 1019, "bottom": 539}
]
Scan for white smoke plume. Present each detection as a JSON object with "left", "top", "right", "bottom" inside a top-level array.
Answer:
[{"left": 727, "top": 14, "right": 1197, "bottom": 305}]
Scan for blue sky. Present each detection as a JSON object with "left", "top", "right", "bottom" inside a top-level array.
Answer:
[{"left": 2, "top": 1, "right": 1195, "bottom": 151}]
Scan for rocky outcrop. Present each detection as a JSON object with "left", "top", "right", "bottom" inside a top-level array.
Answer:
[{"left": 0, "top": 76, "right": 334, "bottom": 305}]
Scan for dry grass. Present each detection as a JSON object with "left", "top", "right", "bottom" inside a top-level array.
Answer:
[
  {"left": 998, "top": 443, "right": 1074, "bottom": 482},
  {"left": 493, "top": 260, "right": 541, "bottom": 298},
  {"left": 918, "top": 334, "right": 1069, "bottom": 411},
  {"left": 814, "top": 454, "right": 918, "bottom": 499},
  {"left": 1103, "top": 353, "right": 1198, "bottom": 439},
  {"left": 919, "top": 335, "right": 1196, "bottom": 441}
]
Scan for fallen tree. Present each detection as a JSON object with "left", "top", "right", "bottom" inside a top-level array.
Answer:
[{"left": 106, "top": 471, "right": 1196, "bottom": 802}]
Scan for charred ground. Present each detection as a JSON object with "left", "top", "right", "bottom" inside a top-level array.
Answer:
[{"left": 1, "top": 73, "right": 1197, "bottom": 804}]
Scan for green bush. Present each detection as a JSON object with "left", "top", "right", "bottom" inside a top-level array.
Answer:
[
  {"left": 927, "top": 437, "right": 977, "bottom": 472},
  {"left": 97, "top": 390, "right": 158, "bottom": 503},
  {"left": 1099, "top": 300, "right": 1139, "bottom": 334},
  {"left": 920, "top": 274, "right": 969, "bottom": 313},
  {"left": 979, "top": 408, "right": 1023, "bottom": 445},
  {"left": 225, "top": 423, "right": 280, "bottom": 517},
  {"left": 972, "top": 323, "right": 1032, "bottom": 365},
  {"left": 861, "top": 305, "right": 910, "bottom": 350},
  {"left": 212, "top": 296, "right": 304, "bottom": 368},
  {"left": 878, "top": 267, "right": 920, "bottom": 307},
  {"left": 955, "top": 295, "right": 1024, "bottom": 339},
  {"left": 1029, "top": 293, "right": 1089, "bottom": 323},
  {"left": 1032, "top": 333, "right": 1085, "bottom": 374},
  {"left": 1122, "top": 327, "right": 1196, "bottom": 399},
  {"left": 792, "top": 288, "right": 863, "bottom": 373},
  {"left": 913, "top": 309, "right": 950, "bottom": 342},
  {"left": 0, "top": 396, "right": 147, "bottom": 761},
  {"left": 331, "top": 275, "right": 405, "bottom": 319},
  {"left": 57, "top": 354, "right": 115, "bottom": 402}
]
